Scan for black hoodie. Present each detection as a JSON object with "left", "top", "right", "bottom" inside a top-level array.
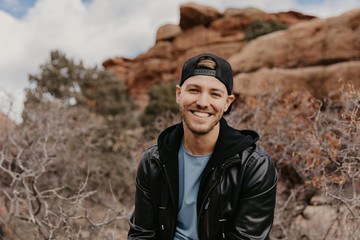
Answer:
[{"left": 128, "top": 118, "right": 278, "bottom": 240}]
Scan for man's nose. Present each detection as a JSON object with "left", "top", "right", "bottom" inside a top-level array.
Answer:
[{"left": 196, "top": 93, "right": 210, "bottom": 108}]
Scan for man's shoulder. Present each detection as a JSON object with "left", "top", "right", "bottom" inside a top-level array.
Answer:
[
  {"left": 246, "top": 145, "right": 270, "bottom": 159},
  {"left": 241, "top": 145, "right": 274, "bottom": 168},
  {"left": 141, "top": 144, "right": 159, "bottom": 162},
  {"left": 239, "top": 145, "right": 278, "bottom": 196}
]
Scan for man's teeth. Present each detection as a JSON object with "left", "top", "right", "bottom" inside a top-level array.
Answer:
[{"left": 193, "top": 111, "right": 210, "bottom": 117}]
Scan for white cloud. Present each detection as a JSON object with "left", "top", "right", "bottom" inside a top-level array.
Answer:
[
  {"left": 293, "top": 0, "right": 360, "bottom": 18},
  {"left": 0, "top": 0, "right": 360, "bottom": 122}
]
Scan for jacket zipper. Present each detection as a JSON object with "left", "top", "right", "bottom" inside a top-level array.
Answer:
[
  {"left": 198, "top": 170, "right": 220, "bottom": 239},
  {"left": 154, "top": 159, "right": 176, "bottom": 238},
  {"left": 204, "top": 198, "right": 211, "bottom": 239},
  {"left": 198, "top": 157, "right": 240, "bottom": 239}
]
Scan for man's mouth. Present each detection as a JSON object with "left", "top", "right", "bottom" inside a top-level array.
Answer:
[{"left": 192, "top": 111, "right": 211, "bottom": 118}]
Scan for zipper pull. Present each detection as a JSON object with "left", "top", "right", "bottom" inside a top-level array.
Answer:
[
  {"left": 219, "top": 218, "right": 227, "bottom": 239},
  {"left": 204, "top": 197, "right": 211, "bottom": 210}
]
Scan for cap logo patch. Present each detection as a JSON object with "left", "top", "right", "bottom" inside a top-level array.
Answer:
[{"left": 194, "top": 69, "right": 216, "bottom": 76}]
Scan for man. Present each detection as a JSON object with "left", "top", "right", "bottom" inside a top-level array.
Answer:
[{"left": 128, "top": 53, "right": 278, "bottom": 240}]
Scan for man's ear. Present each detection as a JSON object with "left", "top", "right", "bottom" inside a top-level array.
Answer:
[
  {"left": 225, "top": 94, "right": 235, "bottom": 112},
  {"left": 176, "top": 85, "right": 181, "bottom": 104}
]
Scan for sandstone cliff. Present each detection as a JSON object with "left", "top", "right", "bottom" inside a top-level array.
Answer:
[{"left": 103, "top": 2, "right": 360, "bottom": 109}]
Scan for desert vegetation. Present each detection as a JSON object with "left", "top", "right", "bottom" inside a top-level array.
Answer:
[
  {"left": 0, "top": 51, "right": 359, "bottom": 239},
  {"left": 244, "top": 19, "right": 289, "bottom": 41},
  {"left": 228, "top": 82, "right": 360, "bottom": 239},
  {"left": 0, "top": 51, "right": 140, "bottom": 239}
]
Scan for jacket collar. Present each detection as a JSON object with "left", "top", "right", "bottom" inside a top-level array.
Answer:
[
  {"left": 157, "top": 117, "right": 259, "bottom": 166},
  {"left": 156, "top": 118, "right": 259, "bottom": 217}
]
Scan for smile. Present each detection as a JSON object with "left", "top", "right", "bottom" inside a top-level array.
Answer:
[{"left": 192, "top": 111, "right": 211, "bottom": 118}]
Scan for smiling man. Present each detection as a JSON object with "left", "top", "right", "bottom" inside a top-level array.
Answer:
[{"left": 128, "top": 53, "right": 278, "bottom": 240}]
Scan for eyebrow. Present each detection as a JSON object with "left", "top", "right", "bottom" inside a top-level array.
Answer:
[
  {"left": 186, "top": 83, "right": 224, "bottom": 92},
  {"left": 185, "top": 84, "right": 226, "bottom": 94}
]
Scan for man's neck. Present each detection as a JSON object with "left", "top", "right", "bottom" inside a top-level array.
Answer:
[{"left": 182, "top": 124, "right": 219, "bottom": 156}]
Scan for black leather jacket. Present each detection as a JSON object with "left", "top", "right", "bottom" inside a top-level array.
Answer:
[{"left": 128, "top": 118, "right": 278, "bottom": 239}]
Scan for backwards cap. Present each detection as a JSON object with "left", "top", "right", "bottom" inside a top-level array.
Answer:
[
  {"left": 180, "top": 53, "right": 234, "bottom": 115},
  {"left": 180, "top": 53, "right": 233, "bottom": 95}
]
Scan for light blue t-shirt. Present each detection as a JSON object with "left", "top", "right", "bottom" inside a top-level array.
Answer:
[{"left": 174, "top": 142, "right": 212, "bottom": 240}]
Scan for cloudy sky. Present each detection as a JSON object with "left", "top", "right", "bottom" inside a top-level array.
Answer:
[{"left": 1, "top": 0, "right": 360, "bottom": 122}]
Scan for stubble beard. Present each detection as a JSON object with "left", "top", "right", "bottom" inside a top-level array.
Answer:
[{"left": 180, "top": 105, "right": 223, "bottom": 135}]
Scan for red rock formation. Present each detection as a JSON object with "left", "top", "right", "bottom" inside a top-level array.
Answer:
[
  {"left": 179, "top": 2, "right": 222, "bottom": 30},
  {"left": 233, "top": 61, "right": 360, "bottom": 100},
  {"left": 229, "top": 8, "right": 360, "bottom": 73},
  {"left": 156, "top": 24, "right": 182, "bottom": 42},
  {"left": 102, "top": 3, "right": 360, "bottom": 110}
]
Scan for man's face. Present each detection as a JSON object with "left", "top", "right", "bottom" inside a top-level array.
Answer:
[{"left": 176, "top": 75, "right": 234, "bottom": 135}]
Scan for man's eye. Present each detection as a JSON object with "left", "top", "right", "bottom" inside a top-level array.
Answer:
[
  {"left": 212, "top": 93, "right": 221, "bottom": 97},
  {"left": 189, "top": 89, "right": 198, "bottom": 92}
]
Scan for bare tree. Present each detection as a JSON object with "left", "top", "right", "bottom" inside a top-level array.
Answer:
[{"left": 0, "top": 100, "right": 130, "bottom": 239}]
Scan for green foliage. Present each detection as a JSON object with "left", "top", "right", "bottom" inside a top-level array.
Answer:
[
  {"left": 28, "top": 50, "right": 89, "bottom": 103},
  {"left": 22, "top": 50, "right": 139, "bottom": 198},
  {"left": 25, "top": 50, "right": 137, "bottom": 129},
  {"left": 81, "top": 70, "right": 137, "bottom": 121},
  {"left": 244, "top": 19, "right": 289, "bottom": 41},
  {"left": 140, "top": 80, "right": 179, "bottom": 127}
]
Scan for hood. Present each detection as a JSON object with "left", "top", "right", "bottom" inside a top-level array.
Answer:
[
  {"left": 157, "top": 117, "right": 259, "bottom": 167},
  {"left": 156, "top": 118, "right": 259, "bottom": 217}
]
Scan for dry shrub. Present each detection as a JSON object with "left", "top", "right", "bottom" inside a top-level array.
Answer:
[
  {"left": 0, "top": 101, "right": 132, "bottom": 239},
  {"left": 0, "top": 50, "right": 141, "bottom": 239},
  {"left": 226, "top": 81, "right": 359, "bottom": 239},
  {"left": 142, "top": 111, "right": 181, "bottom": 142}
]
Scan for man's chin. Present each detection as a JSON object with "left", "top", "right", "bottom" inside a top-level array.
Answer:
[
  {"left": 184, "top": 122, "right": 217, "bottom": 136},
  {"left": 190, "top": 129, "right": 209, "bottom": 135}
]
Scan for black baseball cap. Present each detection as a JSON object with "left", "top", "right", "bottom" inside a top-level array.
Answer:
[{"left": 180, "top": 53, "right": 233, "bottom": 115}]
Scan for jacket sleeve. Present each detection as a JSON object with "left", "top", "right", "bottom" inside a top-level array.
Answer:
[
  {"left": 128, "top": 149, "right": 158, "bottom": 239},
  {"left": 228, "top": 149, "right": 278, "bottom": 240}
]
